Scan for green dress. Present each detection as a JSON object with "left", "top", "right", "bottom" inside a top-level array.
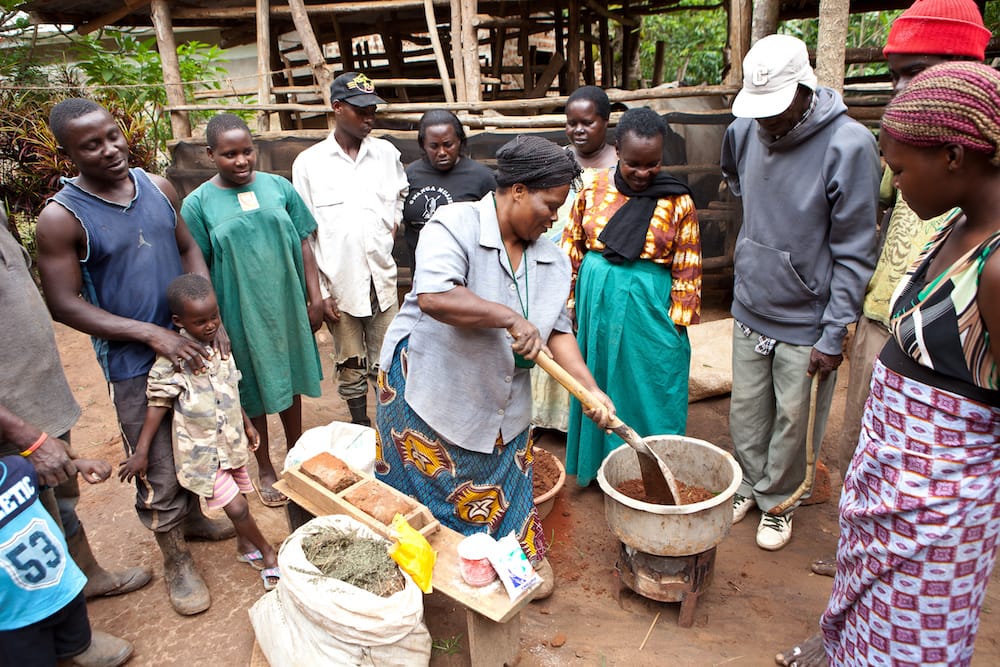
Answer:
[{"left": 182, "top": 172, "right": 322, "bottom": 417}]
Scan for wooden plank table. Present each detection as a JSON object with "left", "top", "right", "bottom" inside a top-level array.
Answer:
[{"left": 273, "top": 466, "right": 539, "bottom": 665}]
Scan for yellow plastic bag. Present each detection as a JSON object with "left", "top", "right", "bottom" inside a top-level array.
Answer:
[{"left": 388, "top": 514, "right": 436, "bottom": 593}]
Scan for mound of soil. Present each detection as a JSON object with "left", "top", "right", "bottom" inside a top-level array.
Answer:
[
  {"left": 533, "top": 448, "right": 562, "bottom": 498},
  {"left": 615, "top": 478, "right": 716, "bottom": 505}
]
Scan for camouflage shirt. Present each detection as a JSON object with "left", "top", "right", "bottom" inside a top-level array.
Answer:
[{"left": 146, "top": 333, "right": 249, "bottom": 497}]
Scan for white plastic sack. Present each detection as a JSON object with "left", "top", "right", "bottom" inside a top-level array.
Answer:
[
  {"left": 284, "top": 421, "right": 376, "bottom": 475},
  {"left": 249, "top": 515, "right": 431, "bottom": 667}
]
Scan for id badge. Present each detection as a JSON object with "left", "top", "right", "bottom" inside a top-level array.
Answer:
[{"left": 237, "top": 191, "right": 260, "bottom": 211}]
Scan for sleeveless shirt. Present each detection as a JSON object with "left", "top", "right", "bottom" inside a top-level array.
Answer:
[
  {"left": 890, "top": 213, "right": 1000, "bottom": 392},
  {"left": 49, "top": 169, "right": 182, "bottom": 382}
]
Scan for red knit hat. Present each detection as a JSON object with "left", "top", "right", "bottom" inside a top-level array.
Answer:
[{"left": 883, "top": 0, "right": 991, "bottom": 59}]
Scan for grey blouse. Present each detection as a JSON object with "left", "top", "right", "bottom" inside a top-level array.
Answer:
[{"left": 379, "top": 193, "right": 573, "bottom": 453}]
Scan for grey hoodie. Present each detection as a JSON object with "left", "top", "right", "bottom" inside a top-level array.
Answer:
[{"left": 721, "top": 86, "right": 880, "bottom": 355}]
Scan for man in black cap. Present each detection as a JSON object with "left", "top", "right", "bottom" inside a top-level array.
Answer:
[{"left": 292, "top": 72, "right": 408, "bottom": 427}]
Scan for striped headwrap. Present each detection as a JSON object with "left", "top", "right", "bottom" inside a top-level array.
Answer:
[{"left": 881, "top": 62, "right": 1000, "bottom": 166}]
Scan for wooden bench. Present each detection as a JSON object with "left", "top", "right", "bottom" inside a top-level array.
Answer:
[{"left": 274, "top": 466, "right": 538, "bottom": 666}]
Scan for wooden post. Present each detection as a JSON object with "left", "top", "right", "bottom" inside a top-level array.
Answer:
[
  {"left": 620, "top": 0, "right": 630, "bottom": 89},
  {"left": 461, "top": 0, "right": 481, "bottom": 102},
  {"left": 652, "top": 40, "right": 666, "bottom": 86},
  {"left": 815, "top": 0, "right": 850, "bottom": 93},
  {"left": 332, "top": 15, "right": 354, "bottom": 71},
  {"left": 553, "top": 0, "right": 566, "bottom": 94},
  {"left": 490, "top": 26, "right": 505, "bottom": 100},
  {"left": 149, "top": 0, "right": 191, "bottom": 139},
  {"left": 423, "top": 0, "right": 455, "bottom": 102},
  {"left": 566, "top": 0, "right": 580, "bottom": 92},
  {"left": 583, "top": 12, "right": 595, "bottom": 85},
  {"left": 599, "top": 16, "right": 611, "bottom": 87},
  {"left": 256, "top": 0, "right": 271, "bottom": 132},
  {"left": 288, "top": 0, "right": 334, "bottom": 129},
  {"left": 519, "top": 3, "right": 531, "bottom": 92},
  {"left": 726, "top": 0, "right": 752, "bottom": 86},
  {"left": 380, "top": 15, "right": 410, "bottom": 102},
  {"left": 272, "top": 35, "right": 297, "bottom": 130},
  {"left": 450, "top": 0, "right": 467, "bottom": 102},
  {"left": 750, "top": 0, "right": 779, "bottom": 44}
]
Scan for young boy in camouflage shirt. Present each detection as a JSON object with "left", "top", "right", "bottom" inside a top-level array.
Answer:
[{"left": 119, "top": 275, "right": 279, "bottom": 592}]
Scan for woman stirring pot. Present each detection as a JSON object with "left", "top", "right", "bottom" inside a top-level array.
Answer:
[{"left": 376, "top": 136, "right": 615, "bottom": 599}]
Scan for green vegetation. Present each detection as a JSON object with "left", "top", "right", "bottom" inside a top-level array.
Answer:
[
  {"left": 431, "top": 634, "right": 463, "bottom": 655},
  {"left": 0, "top": 4, "right": 232, "bottom": 246},
  {"left": 640, "top": 0, "right": 728, "bottom": 86},
  {"left": 639, "top": 1, "right": 999, "bottom": 86}
]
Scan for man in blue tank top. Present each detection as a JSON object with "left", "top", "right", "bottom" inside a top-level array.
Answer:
[{"left": 35, "top": 99, "right": 235, "bottom": 617}]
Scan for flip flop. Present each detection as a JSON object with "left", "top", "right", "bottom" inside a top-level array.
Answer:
[
  {"left": 237, "top": 550, "right": 265, "bottom": 571},
  {"left": 254, "top": 481, "right": 288, "bottom": 508},
  {"left": 261, "top": 566, "right": 281, "bottom": 592}
]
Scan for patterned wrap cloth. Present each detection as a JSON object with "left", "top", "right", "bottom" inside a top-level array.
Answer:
[
  {"left": 375, "top": 338, "right": 546, "bottom": 563},
  {"left": 820, "top": 358, "right": 1000, "bottom": 666}
]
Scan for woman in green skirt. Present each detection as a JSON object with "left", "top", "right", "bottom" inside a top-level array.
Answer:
[{"left": 561, "top": 107, "right": 702, "bottom": 485}]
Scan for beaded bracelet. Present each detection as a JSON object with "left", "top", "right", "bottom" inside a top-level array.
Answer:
[{"left": 20, "top": 432, "right": 48, "bottom": 457}]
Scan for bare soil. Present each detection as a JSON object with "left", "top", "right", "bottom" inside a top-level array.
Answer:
[
  {"left": 616, "top": 478, "right": 716, "bottom": 505},
  {"left": 59, "top": 321, "right": 1000, "bottom": 667},
  {"left": 532, "top": 448, "right": 562, "bottom": 498}
]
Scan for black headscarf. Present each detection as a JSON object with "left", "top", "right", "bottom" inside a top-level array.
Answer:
[{"left": 598, "top": 168, "right": 691, "bottom": 264}]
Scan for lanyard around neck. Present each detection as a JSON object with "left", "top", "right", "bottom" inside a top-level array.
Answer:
[
  {"left": 495, "top": 193, "right": 529, "bottom": 318},
  {"left": 503, "top": 242, "right": 528, "bottom": 318}
]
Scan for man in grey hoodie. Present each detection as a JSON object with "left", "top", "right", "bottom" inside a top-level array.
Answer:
[{"left": 720, "top": 34, "right": 880, "bottom": 551}]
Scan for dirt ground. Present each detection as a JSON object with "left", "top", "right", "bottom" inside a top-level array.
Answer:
[{"left": 59, "top": 314, "right": 1000, "bottom": 666}]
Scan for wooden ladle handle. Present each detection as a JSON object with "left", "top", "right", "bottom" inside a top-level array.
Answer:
[{"left": 510, "top": 331, "right": 622, "bottom": 428}]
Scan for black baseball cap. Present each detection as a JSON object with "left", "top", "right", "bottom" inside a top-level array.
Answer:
[{"left": 330, "top": 72, "right": 386, "bottom": 107}]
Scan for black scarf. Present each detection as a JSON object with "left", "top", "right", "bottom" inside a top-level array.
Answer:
[{"left": 598, "top": 168, "right": 692, "bottom": 264}]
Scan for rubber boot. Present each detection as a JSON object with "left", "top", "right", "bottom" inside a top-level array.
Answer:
[
  {"left": 532, "top": 557, "right": 554, "bottom": 601},
  {"left": 67, "top": 525, "right": 152, "bottom": 599},
  {"left": 183, "top": 502, "right": 236, "bottom": 542},
  {"left": 154, "top": 527, "right": 211, "bottom": 616},
  {"left": 71, "top": 630, "right": 134, "bottom": 667},
  {"left": 347, "top": 396, "right": 371, "bottom": 427}
]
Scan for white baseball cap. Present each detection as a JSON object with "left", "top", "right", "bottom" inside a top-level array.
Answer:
[{"left": 732, "top": 34, "right": 817, "bottom": 119}]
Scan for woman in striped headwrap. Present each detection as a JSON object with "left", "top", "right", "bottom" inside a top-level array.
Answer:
[{"left": 781, "top": 61, "right": 1000, "bottom": 667}]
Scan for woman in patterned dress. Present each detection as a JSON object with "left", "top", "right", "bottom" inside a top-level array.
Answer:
[
  {"left": 375, "top": 136, "right": 615, "bottom": 599},
  {"left": 780, "top": 62, "right": 1000, "bottom": 667},
  {"left": 561, "top": 107, "right": 702, "bottom": 486}
]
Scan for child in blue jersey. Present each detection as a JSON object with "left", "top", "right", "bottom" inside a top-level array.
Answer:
[{"left": 0, "top": 453, "right": 128, "bottom": 666}]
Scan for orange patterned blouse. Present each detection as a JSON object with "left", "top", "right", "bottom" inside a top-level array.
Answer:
[{"left": 561, "top": 169, "right": 702, "bottom": 326}]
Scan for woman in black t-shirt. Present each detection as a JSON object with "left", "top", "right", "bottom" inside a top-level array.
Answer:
[{"left": 402, "top": 110, "right": 496, "bottom": 271}]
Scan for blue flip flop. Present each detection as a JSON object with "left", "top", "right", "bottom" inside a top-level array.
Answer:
[
  {"left": 261, "top": 567, "right": 281, "bottom": 592},
  {"left": 237, "top": 550, "right": 265, "bottom": 571}
]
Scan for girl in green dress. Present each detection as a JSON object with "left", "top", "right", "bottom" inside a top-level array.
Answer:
[{"left": 182, "top": 114, "right": 324, "bottom": 506}]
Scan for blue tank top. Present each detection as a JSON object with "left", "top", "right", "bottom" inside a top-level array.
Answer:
[
  {"left": 0, "top": 456, "right": 86, "bottom": 631},
  {"left": 50, "top": 169, "right": 183, "bottom": 382}
]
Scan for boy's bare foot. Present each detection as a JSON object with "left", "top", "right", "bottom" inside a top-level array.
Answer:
[
  {"left": 255, "top": 475, "right": 288, "bottom": 507},
  {"left": 776, "top": 634, "right": 827, "bottom": 667},
  {"left": 810, "top": 558, "right": 837, "bottom": 577}
]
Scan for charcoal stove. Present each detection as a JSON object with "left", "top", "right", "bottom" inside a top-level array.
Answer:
[
  {"left": 597, "top": 436, "right": 740, "bottom": 628},
  {"left": 616, "top": 542, "right": 716, "bottom": 627}
]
